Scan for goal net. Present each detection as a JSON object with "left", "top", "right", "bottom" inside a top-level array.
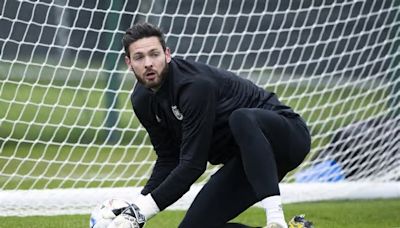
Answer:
[{"left": 1, "top": 0, "right": 399, "bottom": 216}]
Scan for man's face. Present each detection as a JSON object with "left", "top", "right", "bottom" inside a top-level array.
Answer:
[{"left": 125, "top": 36, "right": 171, "bottom": 91}]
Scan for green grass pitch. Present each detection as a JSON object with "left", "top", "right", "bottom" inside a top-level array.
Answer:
[{"left": 1, "top": 199, "right": 400, "bottom": 228}]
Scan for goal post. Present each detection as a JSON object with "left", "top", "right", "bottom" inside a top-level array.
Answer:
[{"left": 1, "top": 0, "right": 399, "bottom": 216}]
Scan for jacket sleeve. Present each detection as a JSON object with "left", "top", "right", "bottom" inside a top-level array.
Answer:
[
  {"left": 131, "top": 92, "right": 179, "bottom": 195},
  {"left": 151, "top": 78, "right": 217, "bottom": 210}
]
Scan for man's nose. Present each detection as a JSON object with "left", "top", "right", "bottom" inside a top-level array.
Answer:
[{"left": 144, "top": 57, "right": 153, "bottom": 68}]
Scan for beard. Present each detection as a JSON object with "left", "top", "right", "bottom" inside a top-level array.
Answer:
[{"left": 133, "top": 61, "right": 169, "bottom": 91}]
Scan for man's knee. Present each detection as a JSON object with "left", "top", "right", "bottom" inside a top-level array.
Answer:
[{"left": 228, "top": 109, "right": 257, "bottom": 134}]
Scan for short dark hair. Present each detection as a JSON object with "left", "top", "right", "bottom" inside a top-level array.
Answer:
[{"left": 122, "top": 22, "right": 167, "bottom": 57}]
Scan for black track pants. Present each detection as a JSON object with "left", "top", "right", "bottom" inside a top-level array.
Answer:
[{"left": 179, "top": 108, "right": 311, "bottom": 228}]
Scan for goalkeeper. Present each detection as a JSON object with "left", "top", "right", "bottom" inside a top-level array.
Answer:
[{"left": 119, "top": 22, "right": 311, "bottom": 228}]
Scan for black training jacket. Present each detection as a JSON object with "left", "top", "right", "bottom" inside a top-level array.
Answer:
[{"left": 130, "top": 57, "right": 295, "bottom": 210}]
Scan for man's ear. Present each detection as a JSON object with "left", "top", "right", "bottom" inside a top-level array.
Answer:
[
  {"left": 165, "top": 48, "right": 172, "bottom": 63},
  {"left": 125, "top": 56, "right": 131, "bottom": 68}
]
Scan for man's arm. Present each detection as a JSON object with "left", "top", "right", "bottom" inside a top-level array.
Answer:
[
  {"left": 138, "top": 111, "right": 180, "bottom": 195},
  {"left": 131, "top": 91, "right": 179, "bottom": 195},
  {"left": 140, "top": 144, "right": 179, "bottom": 195},
  {"left": 151, "top": 78, "right": 217, "bottom": 210}
]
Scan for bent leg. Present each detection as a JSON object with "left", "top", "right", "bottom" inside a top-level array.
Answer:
[
  {"left": 229, "top": 109, "right": 282, "bottom": 199},
  {"left": 228, "top": 108, "right": 310, "bottom": 199},
  {"left": 179, "top": 157, "right": 261, "bottom": 228}
]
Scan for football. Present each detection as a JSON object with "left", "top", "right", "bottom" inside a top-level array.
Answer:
[
  {"left": 108, "top": 203, "right": 146, "bottom": 228},
  {"left": 90, "top": 198, "right": 130, "bottom": 228}
]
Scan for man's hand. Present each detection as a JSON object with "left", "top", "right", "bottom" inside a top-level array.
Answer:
[
  {"left": 90, "top": 194, "right": 159, "bottom": 228},
  {"left": 107, "top": 194, "right": 159, "bottom": 228},
  {"left": 90, "top": 198, "right": 130, "bottom": 228}
]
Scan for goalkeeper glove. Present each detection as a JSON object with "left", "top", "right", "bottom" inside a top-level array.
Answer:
[
  {"left": 132, "top": 194, "right": 160, "bottom": 221},
  {"left": 108, "top": 194, "right": 159, "bottom": 228},
  {"left": 90, "top": 199, "right": 131, "bottom": 228}
]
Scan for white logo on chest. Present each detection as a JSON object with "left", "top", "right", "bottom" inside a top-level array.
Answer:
[
  {"left": 171, "top": 105, "right": 183, "bottom": 120},
  {"left": 155, "top": 114, "right": 162, "bottom": 123}
]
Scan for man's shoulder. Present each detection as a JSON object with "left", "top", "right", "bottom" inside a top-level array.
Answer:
[
  {"left": 171, "top": 57, "right": 228, "bottom": 85},
  {"left": 131, "top": 83, "right": 152, "bottom": 107},
  {"left": 171, "top": 57, "right": 217, "bottom": 76}
]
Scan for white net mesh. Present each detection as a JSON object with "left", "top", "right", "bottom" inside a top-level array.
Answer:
[{"left": 0, "top": 0, "right": 399, "bottom": 215}]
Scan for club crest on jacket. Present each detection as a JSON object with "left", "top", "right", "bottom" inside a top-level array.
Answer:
[{"left": 171, "top": 105, "right": 183, "bottom": 120}]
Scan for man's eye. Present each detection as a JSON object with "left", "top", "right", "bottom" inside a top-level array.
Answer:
[{"left": 134, "top": 56, "right": 143, "bottom": 60}]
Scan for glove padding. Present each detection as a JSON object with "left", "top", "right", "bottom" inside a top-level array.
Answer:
[
  {"left": 108, "top": 204, "right": 146, "bottom": 228},
  {"left": 90, "top": 198, "right": 131, "bottom": 228}
]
